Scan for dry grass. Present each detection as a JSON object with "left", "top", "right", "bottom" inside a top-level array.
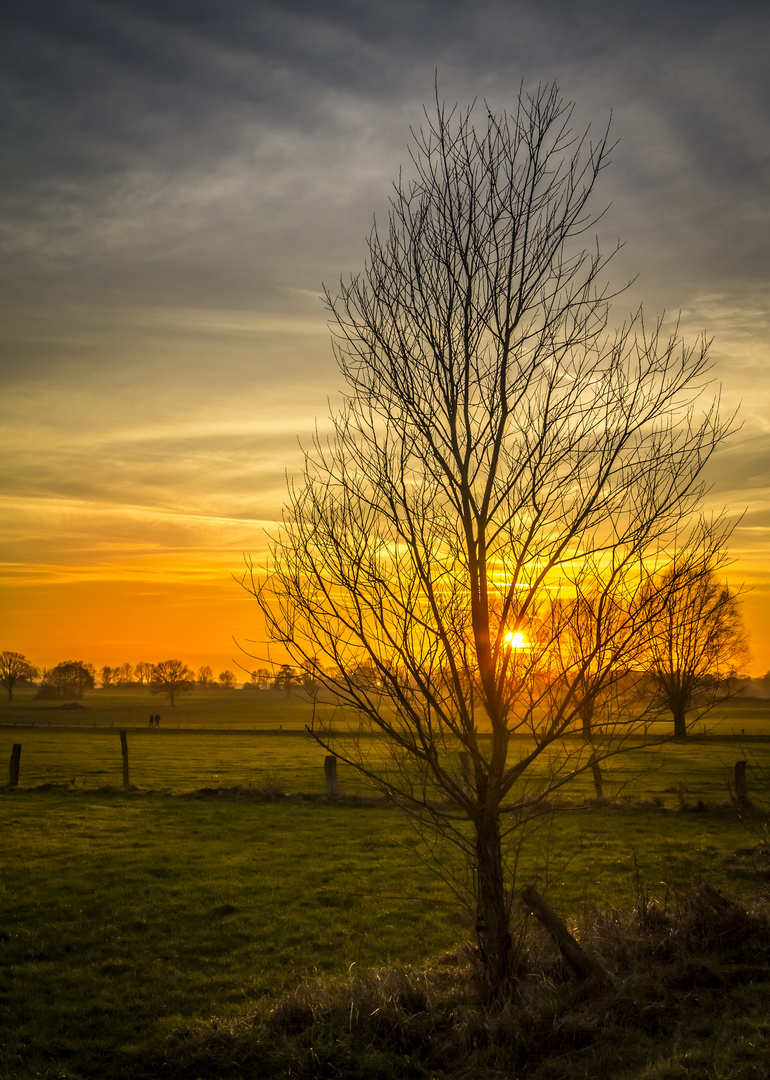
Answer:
[{"left": 121, "top": 875, "right": 770, "bottom": 1080}]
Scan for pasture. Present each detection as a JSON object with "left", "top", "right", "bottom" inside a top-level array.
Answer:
[
  {"left": 2, "top": 688, "right": 770, "bottom": 804},
  {"left": 3, "top": 691, "right": 770, "bottom": 1078}
]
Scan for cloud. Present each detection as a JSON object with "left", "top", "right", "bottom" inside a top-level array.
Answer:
[
  {"left": 3, "top": 0, "right": 768, "bottom": 315},
  {"left": 2, "top": 0, "right": 769, "bottom": 668}
]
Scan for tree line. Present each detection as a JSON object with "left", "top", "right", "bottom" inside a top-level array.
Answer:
[
  {"left": 0, "top": 653, "right": 239, "bottom": 704},
  {"left": 0, "top": 653, "right": 344, "bottom": 705}
]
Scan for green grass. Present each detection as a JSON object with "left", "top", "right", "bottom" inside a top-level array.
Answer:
[
  {"left": 0, "top": 685, "right": 324, "bottom": 730},
  {"left": 0, "top": 727, "right": 377, "bottom": 794},
  {"left": 0, "top": 685, "right": 375, "bottom": 793},
  {"left": 3, "top": 785, "right": 770, "bottom": 1079},
  {"left": 3, "top": 692, "right": 770, "bottom": 1078},
  {"left": 3, "top": 695, "right": 770, "bottom": 805},
  {"left": 4, "top": 727, "right": 770, "bottom": 805},
  {"left": 1, "top": 791, "right": 466, "bottom": 1079},
  {"left": 3, "top": 686, "right": 769, "bottom": 736}
]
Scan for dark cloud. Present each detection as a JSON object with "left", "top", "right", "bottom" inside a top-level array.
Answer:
[
  {"left": 3, "top": 0, "right": 768, "bottom": 309},
  {"left": 2, "top": 0, "right": 767, "bottom": 363}
]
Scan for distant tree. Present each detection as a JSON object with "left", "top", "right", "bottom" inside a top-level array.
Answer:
[
  {"left": 250, "top": 669, "right": 271, "bottom": 689},
  {"left": 42, "top": 661, "right": 95, "bottom": 699},
  {"left": 0, "top": 651, "right": 38, "bottom": 700},
  {"left": 150, "top": 660, "right": 195, "bottom": 706},
  {"left": 197, "top": 664, "right": 214, "bottom": 688},
  {"left": 218, "top": 670, "right": 237, "bottom": 687},
  {"left": 540, "top": 590, "right": 654, "bottom": 797},
  {"left": 273, "top": 664, "right": 297, "bottom": 697},
  {"left": 100, "top": 665, "right": 114, "bottom": 688},
  {"left": 134, "top": 661, "right": 154, "bottom": 686},
  {"left": 114, "top": 662, "right": 134, "bottom": 686},
  {"left": 77, "top": 662, "right": 97, "bottom": 697},
  {"left": 647, "top": 559, "right": 749, "bottom": 737}
]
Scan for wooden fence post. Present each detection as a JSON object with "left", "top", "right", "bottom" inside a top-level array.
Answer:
[
  {"left": 735, "top": 760, "right": 750, "bottom": 806},
  {"left": 324, "top": 755, "right": 338, "bottom": 797},
  {"left": 120, "top": 730, "right": 129, "bottom": 789},
  {"left": 9, "top": 743, "right": 21, "bottom": 788}
]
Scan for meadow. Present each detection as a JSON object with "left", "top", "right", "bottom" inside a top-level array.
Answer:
[
  {"left": 2, "top": 686, "right": 770, "bottom": 802},
  {"left": 3, "top": 690, "right": 770, "bottom": 1078}
]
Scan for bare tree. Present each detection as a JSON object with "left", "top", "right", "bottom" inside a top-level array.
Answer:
[
  {"left": 218, "top": 669, "right": 237, "bottom": 687},
  {"left": 134, "top": 661, "right": 154, "bottom": 686},
  {"left": 197, "top": 664, "right": 214, "bottom": 689},
  {"left": 0, "top": 651, "right": 38, "bottom": 700},
  {"left": 150, "top": 660, "right": 195, "bottom": 706},
  {"left": 248, "top": 668, "right": 271, "bottom": 689},
  {"left": 543, "top": 586, "right": 654, "bottom": 798},
  {"left": 114, "top": 662, "right": 134, "bottom": 686},
  {"left": 251, "top": 85, "right": 734, "bottom": 996},
  {"left": 647, "top": 549, "right": 749, "bottom": 737}
]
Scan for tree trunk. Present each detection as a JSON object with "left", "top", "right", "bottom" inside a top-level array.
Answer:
[
  {"left": 673, "top": 702, "right": 687, "bottom": 738},
  {"left": 474, "top": 808, "right": 516, "bottom": 997}
]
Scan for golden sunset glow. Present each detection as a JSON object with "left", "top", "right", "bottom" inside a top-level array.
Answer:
[{"left": 1, "top": 6, "right": 769, "bottom": 679}]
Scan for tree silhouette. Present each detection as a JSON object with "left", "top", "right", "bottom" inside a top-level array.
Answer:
[
  {"left": 134, "top": 661, "right": 154, "bottom": 686},
  {"left": 114, "top": 662, "right": 134, "bottom": 686},
  {"left": 647, "top": 553, "right": 749, "bottom": 737},
  {"left": 150, "top": 660, "right": 195, "bottom": 706},
  {"left": 0, "top": 651, "right": 38, "bottom": 700},
  {"left": 251, "top": 85, "right": 735, "bottom": 996},
  {"left": 197, "top": 665, "right": 214, "bottom": 688},
  {"left": 273, "top": 664, "right": 297, "bottom": 697},
  {"left": 42, "top": 661, "right": 95, "bottom": 699}
]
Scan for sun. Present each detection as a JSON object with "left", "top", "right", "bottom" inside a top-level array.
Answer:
[{"left": 504, "top": 631, "right": 526, "bottom": 648}]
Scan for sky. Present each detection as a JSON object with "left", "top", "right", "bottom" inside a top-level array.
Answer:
[{"left": 1, "top": 0, "right": 769, "bottom": 678}]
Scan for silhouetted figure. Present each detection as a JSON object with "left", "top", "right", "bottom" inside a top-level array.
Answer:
[
  {"left": 155, "top": 713, "right": 161, "bottom": 728},
  {"left": 149, "top": 713, "right": 154, "bottom": 727}
]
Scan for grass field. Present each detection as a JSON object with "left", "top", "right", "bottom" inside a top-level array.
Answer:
[
  {"left": 3, "top": 689, "right": 770, "bottom": 804},
  {"left": 3, "top": 692, "right": 770, "bottom": 1078},
  {"left": 0, "top": 685, "right": 327, "bottom": 731},
  {"left": 4, "top": 788, "right": 770, "bottom": 1079},
  {"left": 1, "top": 792, "right": 469, "bottom": 1078},
  {"left": 3, "top": 685, "right": 770, "bottom": 736},
  {"left": 5, "top": 725, "right": 770, "bottom": 805}
]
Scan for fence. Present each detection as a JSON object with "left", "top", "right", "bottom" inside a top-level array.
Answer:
[
  {"left": 3, "top": 727, "right": 769, "bottom": 807},
  {"left": 1, "top": 728, "right": 359, "bottom": 797}
]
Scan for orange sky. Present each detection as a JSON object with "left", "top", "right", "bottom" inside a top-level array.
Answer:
[
  {"left": 2, "top": 3, "right": 769, "bottom": 679},
  {"left": 2, "top": 578, "right": 264, "bottom": 678},
  {"left": 3, "top": 368, "right": 768, "bottom": 681},
  {"left": 3, "top": 298, "right": 767, "bottom": 679},
  {"left": 3, "top": 520, "right": 768, "bottom": 679}
]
